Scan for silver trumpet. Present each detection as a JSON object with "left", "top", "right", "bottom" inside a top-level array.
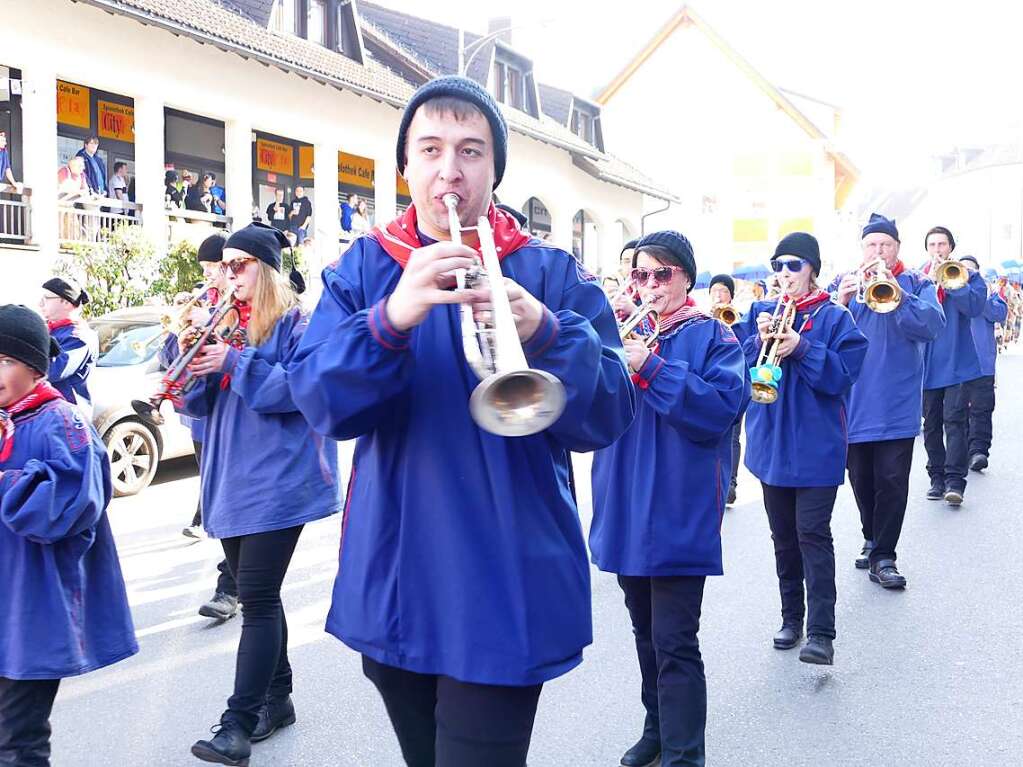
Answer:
[{"left": 445, "top": 193, "right": 566, "bottom": 437}]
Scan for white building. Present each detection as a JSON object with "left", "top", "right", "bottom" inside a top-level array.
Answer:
[
  {"left": 595, "top": 5, "right": 860, "bottom": 277},
  {"left": 0, "top": 0, "right": 674, "bottom": 304}
]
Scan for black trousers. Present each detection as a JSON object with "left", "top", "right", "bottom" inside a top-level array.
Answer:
[
  {"left": 193, "top": 440, "right": 238, "bottom": 598},
  {"left": 191, "top": 440, "right": 203, "bottom": 528},
  {"left": 847, "top": 438, "right": 914, "bottom": 564},
  {"left": 922, "top": 384, "right": 969, "bottom": 491},
  {"left": 362, "top": 657, "right": 542, "bottom": 767},
  {"left": 618, "top": 575, "right": 707, "bottom": 767},
  {"left": 729, "top": 420, "right": 742, "bottom": 487},
  {"left": 965, "top": 375, "right": 996, "bottom": 458},
  {"left": 0, "top": 678, "right": 60, "bottom": 767},
  {"left": 761, "top": 484, "right": 838, "bottom": 639},
  {"left": 220, "top": 524, "right": 304, "bottom": 733}
]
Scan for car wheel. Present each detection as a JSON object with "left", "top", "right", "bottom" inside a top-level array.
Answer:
[{"left": 104, "top": 420, "right": 160, "bottom": 497}]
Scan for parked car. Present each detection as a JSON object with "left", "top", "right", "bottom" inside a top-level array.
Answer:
[{"left": 90, "top": 306, "right": 195, "bottom": 496}]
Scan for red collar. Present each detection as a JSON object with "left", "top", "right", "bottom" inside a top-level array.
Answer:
[
  {"left": 1, "top": 381, "right": 65, "bottom": 462},
  {"left": 368, "top": 204, "right": 532, "bottom": 268},
  {"left": 890, "top": 260, "right": 906, "bottom": 278},
  {"left": 782, "top": 289, "right": 831, "bottom": 312},
  {"left": 47, "top": 318, "right": 75, "bottom": 332}
]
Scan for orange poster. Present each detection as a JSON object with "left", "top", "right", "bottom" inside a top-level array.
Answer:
[
  {"left": 338, "top": 151, "right": 374, "bottom": 189},
  {"left": 57, "top": 81, "right": 90, "bottom": 129},
  {"left": 396, "top": 171, "right": 411, "bottom": 198},
  {"left": 256, "top": 138, "right": 294, "bottom": 175},
  {"left": 97, "top": 100, "right": 135, "bottom": 143},
  {"left": 298, "top": 145, "right": 315, "bottom": 179}
]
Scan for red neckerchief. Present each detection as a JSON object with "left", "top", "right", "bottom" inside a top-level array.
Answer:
[
  {"left": 47, "top": 318, "right": 75, "bottom": 332},
  {"left": 218, "top": 302, "right": 251, "bottom": 390},
  {"left": 890, "top": 260, "right": 906, "bottom": 278},
  {"left": 657, "top": 296, "right": 705, "bottom": 336},
  {"left": 923, "top": 261, "right": 945, "bottom": 303},
  {"left": 0, "top": 381, "right": 65, "bottom": 462},
  {"left": 368, "top": 203, "right": 532, "bottom": 268}
]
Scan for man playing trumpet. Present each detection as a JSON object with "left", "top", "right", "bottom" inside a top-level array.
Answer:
[{"left": 831, "top": 214, "right": 944, "bottom": 588}]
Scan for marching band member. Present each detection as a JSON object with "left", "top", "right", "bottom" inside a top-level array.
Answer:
[
  {"left": 0, "top": 305, "right": 137, "bottom": 767},
  {"left": 591, "top": 232, "right": 748, "bottom": 767},
  {"left": 920, "top": 226, "right": 987, "bottom": 506},
  {"left": 289, "top": 75, "right": 634, "bottom": 767},
  {"left": 182, "top": 223, "right": 340, "bottom": 766},
  {"left": 736, "top": 233, "right": 867, "bottom": 665},
  {"left": 708, "top": 273, "right": 742, "bottom": 505},
  {"left": 38, "top": 277, "right": 98, "bottom": 419},
  {"left": 831, "top": 214, "right": 944, "bottom": 588},
  {"left": 959, "top": 255, "right": 1007, "bottom": 473}
]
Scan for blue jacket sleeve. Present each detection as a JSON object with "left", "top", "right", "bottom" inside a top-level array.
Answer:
[
  {"left": 0, "top": 429, "right": 110, "bottom": 545},
  {"left": 289, "top": 258, "right": 414, "bottom": 441},
  {"left": 944, "top": 270, "right": 987, "bottom": 317},
  {"left": 636, "top": 326, "right": 748, "bottom": 443},
  {"left": 983, "top": 294, "right": 1008, "bottom": 324},
  {"left": 178, "top": 373, "right": 220, "bottom": 418},
  {"left": 159, "top": 332, "right": 179, "bottom": 370},
  {"left": 735, "top": 307, "right": 764, "bottom": 366},
  {"left": 788, "top": 309, "right": 868, "bottom": 397},
  {"left": 893, "top": 279, "right": 945, "bottom": 342},
  {"left": 226, "top": 312, "right": 306, "bottom": 414},
  {"left": 523, "top": 272, "right": 635, "bottom": 452},
  {"left": 48, "top": 331, "right": 89, "bottom": 384}
]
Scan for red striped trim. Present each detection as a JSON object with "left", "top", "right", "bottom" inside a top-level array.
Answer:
[
  {"left": 523, "top": 307, "right": 559, "bottom": 358},
  {"left": 368, "top": 303, "right": 407, "bottom": 351}
]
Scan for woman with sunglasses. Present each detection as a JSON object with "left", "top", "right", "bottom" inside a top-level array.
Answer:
[
  {"left": 734, "top": 232, "right": 867, "bottom": 666},
  {"left": 179, "top": 222, "right": 341, "bottom": 766},
  {"left": 593, "top": 231, "right": 749, "bottom": 767}
]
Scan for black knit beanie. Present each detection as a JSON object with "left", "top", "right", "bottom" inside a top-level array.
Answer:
[
  {"left": 709, "top": 274, "right": 735, "bottom": 297},
  {"left": 0, "top": 305, "right": 58, "bottom": 375},
  {"left": 773, "top": 232, "right": 822, "bottom": 276},
  {"left": 224, "top": 222, "right": 305, "bottom": 294},
  {"left": 633, "top": 230, "right": 697, "bottom": 286},
  {"left": 396, "top": 75, "right": 508, "bottom": 188},
  {"left": 42, "top": 277, "right": 89, "bottom": 307},
  {"left": 197, "top": 234, "right": 226, "bottom": 263}
]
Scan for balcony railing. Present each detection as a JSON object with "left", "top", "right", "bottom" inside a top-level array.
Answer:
[
  {"left": 0, "top": 185, "right": 33, "bottom": 245},
  {"left": 58, "top": 196, "right": 142, "bottom": 250},
  {"left": 166, "top": 206, "right": 232, "bottom": 248}
]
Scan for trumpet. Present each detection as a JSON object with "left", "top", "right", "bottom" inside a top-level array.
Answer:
[
  {"left": 749, "top": 296, "right": 796, "bottom": 405},
  {"left": 445, "top": 194, "right": 566, "bottom": 437},
  {"left": 712, "top": 304, "right": 739, "bottom": 326},
  {"left": 932, "top": 257, "right": 969, "bottom": 290},
  {"left": 132, "top": 288, "right": 241, "bottom": 425},
  {"left": 857, "top": 258, "right": 901, "bottom": 313},
  {"left": 619, "top": 296, "right": 660, "bottom": 349},
  {"left": 161, "top": 282, "right": 215, "bottom": 334}
]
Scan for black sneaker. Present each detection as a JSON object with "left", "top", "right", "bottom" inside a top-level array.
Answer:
[
  {"left": 969, "top": 454, "right": 988, "bottom": 472},
  {"left": 926, "top": 479, "right": 945, "bottom": 500},
  {"left": 855, "top": 540, "right": 875, "bottom": 570},
  {"left": 251, "top": 696, "right": 296, "bottom": 743},
  {"left": 799, "top": 635, "right": 834, "bottom": 665},
  {"left": 620, "top": 736, "right": 661, "bottom": 767},
  {"left": 198, "top": 592, "right": 239, "bottom": 621},
  {"left": 191, "top": 719, "right": 251, "bottom": 766},
  {"left": 944, "top": 488, "right": 964, "bottom": 506}
]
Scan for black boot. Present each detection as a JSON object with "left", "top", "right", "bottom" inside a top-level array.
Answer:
[
  {"left": 855, "top": 540, "right": 875, "bottom": 570},
  {"left": 620, "top": 735, "right": 661, "bottom": 767},
  {"left": 199, "top": 592, "right": 239, "bottom": 621},
  {"left": 926, "top": 478, "right": 944, "bottom": 500},
  {"left": 869, "top": 559, "right": 907, "bottom": 589},
  {"left": 969, "top": 454, "right": 988, "bottom": 472},
  {"left": 251, "top": 695, "right": 296, "bottom": 743},
  {"left": 798, "top": 635, "right": 834, "bottom": 665},
  {"left": 726, "top": 482, "right": 737, "bottom": 506},
  {"left": 773, "top": 623, "right": 802, "bottom": 650},
  {"left": 943, "top": 487, "right": 964, "bottom": 506},
  {"left": 191, "top": 719, "right": 251, "bottom": 766}
]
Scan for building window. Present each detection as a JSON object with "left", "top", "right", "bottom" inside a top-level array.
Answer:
[
  {"left": 270, "top": 0, "right": 297, "bottom": 35},
  {"left": 493, "top": 59, "right": 525, "bottom": 111},
  {"left": 307, "top": 0, "right": 326, "bottom": 45},
  {"left": 571, "top": 108, "right": 594, "bottom": 144}
]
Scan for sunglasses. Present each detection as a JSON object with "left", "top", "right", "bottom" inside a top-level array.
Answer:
[
  {"left": 771, "top": 258, "right": 807, "bottom": 274},
  {"left": 631, "top": 265, "right": 685, "bottom": 285},
  {"left": 225, "top": 257, "right": 256, "bottom": 276}
]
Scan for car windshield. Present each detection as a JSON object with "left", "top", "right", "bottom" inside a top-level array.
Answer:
[{"left": 95, "top": 320, "right": 166, "bottom": 367}]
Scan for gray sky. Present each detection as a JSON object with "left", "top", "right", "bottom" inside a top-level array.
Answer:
[{"left": 374, "top": 0, "right": 1023, "bottom": 186}]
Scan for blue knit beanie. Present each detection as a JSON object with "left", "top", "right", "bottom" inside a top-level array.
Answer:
[{"left": 861, "top": 213, "right": 900, "bottom": 243}]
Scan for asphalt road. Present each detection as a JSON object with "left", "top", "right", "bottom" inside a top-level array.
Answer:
[{"left": 50, "top": 350, "right": 1023, "bottom": 766}]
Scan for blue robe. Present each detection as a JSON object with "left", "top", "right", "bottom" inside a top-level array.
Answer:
[
  {"left": 0, "top": 398, "right": 137, "bottom": 679},
  {"left": 923, "top": 269, "right": 987, "bottom": 389},
  {"left": 827, "top": 269, "right": 945, "bottom": 443},
  {"left": 735, "top": 299, "right": 868, "bottom": 487},
  {"left": 288, "top": 235, "right": 635, "bottom": 686},
  {"left": 971, "top": 292, "right": 1007, "bottom": 377},
  {"left": 182, "top": 308, "right": 340, "bottom": 538},
  {"left": 48, "top": 321, "right": 95, "bottom": 415},
  {"left": 590, "top": 316, "right": 749, "bottom": 576}
]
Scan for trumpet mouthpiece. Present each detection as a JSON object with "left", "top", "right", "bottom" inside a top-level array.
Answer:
[{"left": 442, "top": 193, "right": 460, "bottom": 208}]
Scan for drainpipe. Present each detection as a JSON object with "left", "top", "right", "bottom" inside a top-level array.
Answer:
[{"left": 641, "top": 198, "right": 671, "bottom": 235}]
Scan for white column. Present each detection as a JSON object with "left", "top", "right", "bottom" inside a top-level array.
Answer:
[
  {"left": 18, "top": 65, "right": 58, "bottom": 260},
  {"left": 224, "top": 119, "right": 252, "bottom": 229},
  {"left": 373, "top": 150, "right": 397, "bottom": 225},
  {"left": 313, "top": 141, "right": 340, "bottom": 275},
  {"left": 133, "top": 96, "right": 167, "bottom": 259}
]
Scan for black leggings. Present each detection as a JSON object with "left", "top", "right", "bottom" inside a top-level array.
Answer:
[
  {"left": 362, "top": 656, "right": 542, "bottom": 767},
  {"left": 0, "top": 678, "right": 60, "bottom": 767},
  {"left": 220, "top": 524, "right": 303, "bottom": 733}
]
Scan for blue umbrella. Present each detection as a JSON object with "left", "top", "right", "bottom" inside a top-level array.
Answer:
[
  {"left": 694, "top": 270, "right": 712, "bottom": 290},
  {"left": 1001, "top": 259, "right": 1021, "bottom": 269},
  {"left": 984, "top": 268, "right": 999, "bottom": 280},
  {"left": 735, "top": 263, "right": 772, "bottom": 280}
]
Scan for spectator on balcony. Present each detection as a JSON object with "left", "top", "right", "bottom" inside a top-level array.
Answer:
[
  {"left": 186, "top": 173, "right": 216, "bottom": 214},
  {"left": 211, "top": 177, "right": 227, "bottom": 216},
  {"left": 340, "top": 192, "right": 358, "bottom": 233},
  {"left": 75, "top": 136, "right": 107, "bottom": 196},
  {"left": 57, "top": 155, "right": 89, "bottom": 202},
  {"left": 164, "top": 170, "right": 182, "bottom": 208},
  {"left": 108, "top": 161, "right": 130, "bottom": 210},
  {"left": 0, "top": 130, "right": 22, "bottom": 192},
  {"left": 266, "top": 188, "right": 288, "bottom": 232},
  {"left": 288, "top": 186, "right": 312, "bottom": 242},
  {"left": 350, "top": 198, "right": 371, "bottom": 235}
]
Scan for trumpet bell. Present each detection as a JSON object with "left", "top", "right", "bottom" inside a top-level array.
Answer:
[
  {"left": 865, "top": 279, "right": 900, "bottom": 313},
  {"left": 469, "top": 369, "right": 566, "bottom": 437},
  {"left": 935, "top": 261, "right": 968, "bottom": 290},
  {"left": 750, "top": 383, "right": 779, "bottom": 405},
  {"left": 713, "top": 305, "right": 739, "bottom": 326}
]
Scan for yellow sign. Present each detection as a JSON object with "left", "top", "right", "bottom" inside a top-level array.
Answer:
[
  {"left": 396, "top": 171, "right": 410, "bottom": 199},
  {"left": 57, "top": 81, "right": 90, "bottom": 129},
  {"left": 338, "top": 151, "right": 374, "bottom": 189},
  {"left": 298, "top": 145, "right": 315, "bottom": 179},
  {"left": 97, "top": 100, "right": 135, "bottom": 143},
  {"left": 732, "top": 218, "right": 769, "bottom": 243},
  {"left": 779, "top": 217, "right": 814, "bottom": 237},
  {"left": 256, "top": 139, "right": 294, "bottom": 175}
]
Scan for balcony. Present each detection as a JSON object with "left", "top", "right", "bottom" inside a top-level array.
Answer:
[
  {"left": 57, "top": 197, "right": 142, "bottom": 251},
  {"left": 0, "top": 186, "right": 33, "bottom": 246},
  {"left": 166, "top": 206, "right": 232, "bottom": 248}
]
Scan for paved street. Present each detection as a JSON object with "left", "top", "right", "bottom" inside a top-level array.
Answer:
[{"left": 51, "top": 351, "right": 1023, "bottom": 767}]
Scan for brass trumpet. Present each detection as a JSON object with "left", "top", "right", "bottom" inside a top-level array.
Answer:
[
  {"left": 445, "top": 194, "right": 566, "bottom": 437},
  {"left": 161, "top": 282, "right": 215, "bottom": 334},
  {"left": 712, "top": 304, "right": 739, "bottom": 326},
  {"left": 857, "top": 258, "right": 901, "bottom": 313},
  {"left": 619, "top": 296, "right": 660, "bottom": 349},
  {"left": 749, "top": 297, "right": 796, "bottom": 405},
  {"left": 933, "top": 258, "right": 969, "bottom": 290}
]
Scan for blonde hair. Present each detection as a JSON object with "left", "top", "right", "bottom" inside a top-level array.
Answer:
[{"left": 247, "top": 261, "right": 299, "bottom": 346}]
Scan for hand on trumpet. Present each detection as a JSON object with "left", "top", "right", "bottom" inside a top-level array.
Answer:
[
  {"left": 771, "top": 325, "right": 802, "bottom": 361},
  {"left": 187, "top": 339, "right": 231, "bottom": 377},
  {"left": 756, "top": 312, "right": 775, "bottom": 343},
  {"left": 612, "top": 288, "right": 637, "bottom": 319},
  {"left": 386, "top": 242, "right": 478, "bottom": 332},
  {"left": 179, "top": 325, "right": 204, "bottom": 353},
  {"left": 623, "top": 338, "right": 651, "bottom": 373},
  {"left": 467, "top": 277, "right": 544, "bottom": 342},
  {"left": 835, "top": 273, "right": 858, "bottom": 307}
]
